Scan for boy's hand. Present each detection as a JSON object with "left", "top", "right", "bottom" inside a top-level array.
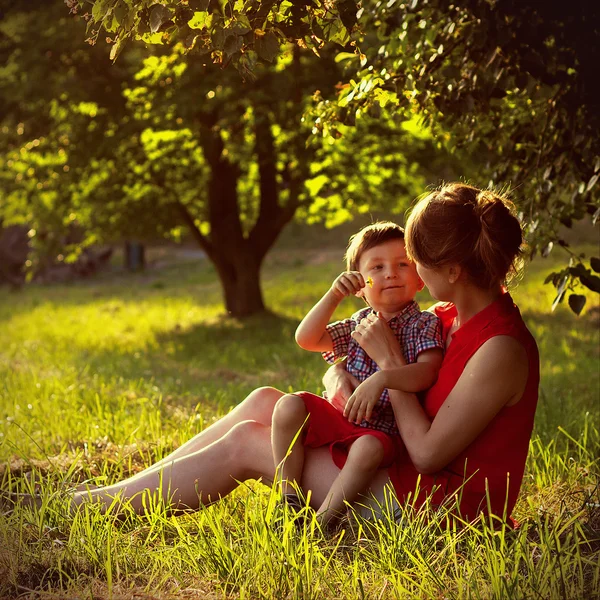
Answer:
[
  {"left": 344, "top": 371, "right": 386, "bottom": 424},
  {"left": 351, "top": 312, "right": 406, "bottom": 368},
  {"left": 330, "top": 271, "right": 365, "bottom": 300}
]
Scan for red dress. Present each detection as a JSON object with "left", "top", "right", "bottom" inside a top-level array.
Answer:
[{"left": 389, "top": 292, "right": 540, "bottom": 521}]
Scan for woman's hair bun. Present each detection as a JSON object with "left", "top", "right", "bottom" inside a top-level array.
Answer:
[
  {"left": 472, "top": 189, "right": 524, "bottom": 287},
  {"left": 406, "top": 183, "right": 525, "bottom": 289}
]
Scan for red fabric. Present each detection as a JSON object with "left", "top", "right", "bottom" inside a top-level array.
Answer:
[
  {"left": 295, "top": 391, "right": 404, "bottom": 469},
  {"left": 389, "top": 292, "right": 540, "bottom": 522}
]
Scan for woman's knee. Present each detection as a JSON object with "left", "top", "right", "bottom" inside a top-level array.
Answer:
[
  {"left": 221, "top": 420, "right": 273, "bottom": 475},
  {"left": 241, "top": 386, "right": 284, "bottom": 423},
  {"left": 272, "top": 394, "right": 308, "bottom": 429}
]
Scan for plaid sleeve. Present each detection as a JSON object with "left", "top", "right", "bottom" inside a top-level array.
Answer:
[
  {"left": 321, "top": 318, "right": 354, "bottom": 364},
  {"left": 415, "top": 312, "right": 444, "bottom": 357}
]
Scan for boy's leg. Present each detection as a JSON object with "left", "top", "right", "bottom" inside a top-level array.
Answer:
[
  {"left": 271, "top": 394, "right": 309, "bottom": 496},
  {"left": 316, "top": 434, "right": 385, "bottom": 526}
]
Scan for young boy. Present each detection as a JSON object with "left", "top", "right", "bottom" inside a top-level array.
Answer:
[{"left": 271, "top": 222, "right": 444, "bottom": 526}]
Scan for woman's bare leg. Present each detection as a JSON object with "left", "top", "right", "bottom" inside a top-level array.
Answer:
[
  {"left": 300, "top": 447, "right": 342, "bottom": 509},
  {"left": 71, "top": 422, "right": 346, "bottom": 515},
  {"left": 72, "top": 419, "right": 277, "bottom": 513},
  {"left": 115, "top": 386, "right": 285, "bottom": 483}
]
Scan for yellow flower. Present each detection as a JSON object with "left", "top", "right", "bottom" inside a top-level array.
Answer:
[{"left": 366, "top": 276, "right": 373, "bottom": 288}]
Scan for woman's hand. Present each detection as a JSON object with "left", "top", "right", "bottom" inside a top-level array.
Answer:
[
  {"left": 351, "top": 312, "right": 405, "bottom": 368},
  {"left": 344, "top": 371, "right": 386, "bottom": 424},
  {"left": 322, "top": 360, "right": 360, "bottom": 413}
]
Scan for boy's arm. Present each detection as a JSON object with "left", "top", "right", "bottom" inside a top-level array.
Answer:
[
  {"left": 372, "top": 310, "right": 444, "bottom": 392},
  {"left": 295, "top": 271, "right": 365, "bottom": 353},
  {"left": 378, "top": 348, "right": 443, "bottom": 392},
  {"left": 343, "top": 349, "right": 443, "bottom": 423}
]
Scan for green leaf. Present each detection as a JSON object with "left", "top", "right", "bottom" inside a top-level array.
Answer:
[
  {"left": 590, "top": 257, "right": 600, "bottom": 273},
  {"left": 335, "top": 52, "right": 357, "bottom": 63},
  {"left": 338, "top": 0, "right": 358, "bottom": 32},
  {"left": 568, "top": 294, "right": 586, "bottom": 315},
  {"left": 189, "top": 11, "right": 212, "bottom": 29},
  {"left": 150, "top": 4, "right": 172, "bottom": 34},
  {"left": 211, "top": 26, "right": 225, "bottom": 49},
  {"left": 571, "top": 263, "right": 600, "bottom": 293},
  {"left": 312, "top": 20, "right": 325, "bottom": 40},
  {"left": 109, "top": 37, "right": 127, "bottom": 62},
  {"left": 231, "top": 15, "right": 252, "bottom": 35},
  {"left": 580, "top": 272, "right": 600, "bottom": 293},
  {"left": 92, "top": 0, "right": 111, "bottom": 22},
  {"left": 113, "top": 2, "right": 127, "bottom": 26},
  {"left": 541, "top": 241, "right": 553, "bottom": 257},
  {"left": 254, "top": 32, "right": 280, "bottom": 62},
  {"left": 551, "top": 274, "right": 569, "bottom": 311},
  {"left": 223, "top": 34, "right": 243, "bottom": 56},
  {"left": 189, "top": 0, "right": 210, "bottom": 10}
]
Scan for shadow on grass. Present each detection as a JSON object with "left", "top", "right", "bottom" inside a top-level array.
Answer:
[{"left": 65, "top": 308, "right": 318, "bottom": 411}]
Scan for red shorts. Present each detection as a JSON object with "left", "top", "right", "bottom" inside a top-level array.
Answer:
[{"left": 295, "top": 391, "right": 404, "bottom": 469}]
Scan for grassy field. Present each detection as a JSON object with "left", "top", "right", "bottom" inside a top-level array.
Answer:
[{"left": 0, "top": 236, "right": 599, "bottom": 599}]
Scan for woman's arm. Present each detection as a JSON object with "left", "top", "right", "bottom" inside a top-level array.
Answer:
[
  {"left": 348, "top": 313, "right": 529, "bottom": 474},
  {"left": 343, "top": 349, "right": 443, "bottom": 423},
  {"left": 388, "top": 336, "right": 528, "bottom": 474},
  {"left": 322, "top": 359, "right": 361, "bottom": 413},
  {"left": 381, "top": 349, "right": 443, "bottom": 392}
]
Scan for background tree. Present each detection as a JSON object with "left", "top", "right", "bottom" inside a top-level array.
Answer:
[
  {"left": 1, "top": 0, "right": 455, "bottom": 316},
  {"left": 0, "top": 0, "right": 137, "bottom": 272}
]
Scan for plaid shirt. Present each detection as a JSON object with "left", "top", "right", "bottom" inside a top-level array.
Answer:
[{"left": 322, "top": 301, "right": 443, "bottom": 435}]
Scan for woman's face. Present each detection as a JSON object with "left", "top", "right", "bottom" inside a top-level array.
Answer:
[{"left": 416, "top": 262, "right": 453, "bottom": 301}]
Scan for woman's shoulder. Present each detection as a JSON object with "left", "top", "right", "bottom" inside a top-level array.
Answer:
[
  {"left": 426, "top": 301, "right": 455, "bottom": 316},
  {"left": 425, "top": 301, "right": 456, "bottom": 327}
]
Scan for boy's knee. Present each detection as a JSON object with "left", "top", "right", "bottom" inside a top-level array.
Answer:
[
  {"left": 348, "top": 435, "right": 385, "bottom": 471},
  {"left": 272, "top": 394, "right": 308, "bottom": 429}
]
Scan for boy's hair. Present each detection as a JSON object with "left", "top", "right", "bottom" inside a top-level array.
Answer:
[{"left": 345, "top": 221, "right": 405, "bottom": 271}]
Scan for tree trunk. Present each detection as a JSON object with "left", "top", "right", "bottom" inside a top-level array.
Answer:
[
  {"left": 180, "top": 105, "right": 307, "bottom": 318},
  {"left": 217, "top": 253, "right": 266, "bottom": 317},
  {"left": 179, "top": 198, "right": 268, "bottom": 317},
  {"left": 179, "top": 116, "right": 269, "bottom": 318}
]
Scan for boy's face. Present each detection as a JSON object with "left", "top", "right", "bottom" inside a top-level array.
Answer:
[{"left": 357, "top": 239, "right": 423, "bottom": 314}]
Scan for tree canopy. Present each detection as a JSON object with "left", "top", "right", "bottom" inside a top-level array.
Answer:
[
  {"left": 1, "top": 0, "right": 455, "bottom": 316},
  {"left": 71, "top": 0, "right": 600, "bottom": 312}
]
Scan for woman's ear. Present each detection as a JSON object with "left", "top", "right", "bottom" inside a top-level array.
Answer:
[{"left": 448, "top": 265, "right": 462, "bottom": 284}]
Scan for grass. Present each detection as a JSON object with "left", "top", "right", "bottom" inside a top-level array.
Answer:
[{"left": 0, "top": 237, "right": 599, "bottom": 599}]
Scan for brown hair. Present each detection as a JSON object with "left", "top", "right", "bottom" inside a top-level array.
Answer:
[
  {"left": 345, "top": 221, "right": 405, "bottom": 271},
  {"left": 405, "top": 183, "right": 524, "bottom": 289}
]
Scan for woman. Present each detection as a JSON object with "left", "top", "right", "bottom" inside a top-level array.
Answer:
[{"left": 66, "top": 183, "right": 539, "bottom": 522}]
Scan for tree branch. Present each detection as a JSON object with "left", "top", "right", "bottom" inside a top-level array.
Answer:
[{"left": 176, "top": 201, "right": 215, "bottom": 261}]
